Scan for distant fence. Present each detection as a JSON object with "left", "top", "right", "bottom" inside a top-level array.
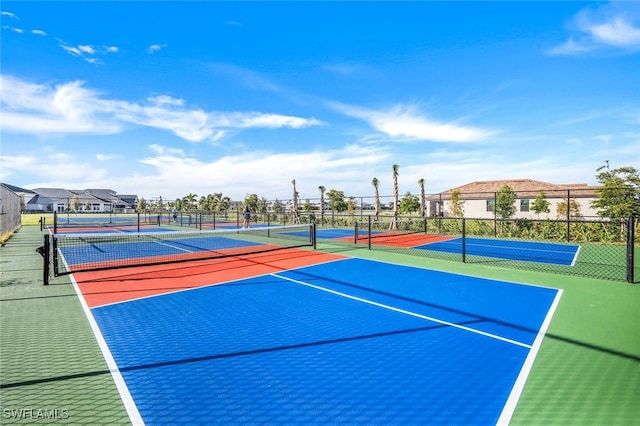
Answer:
[
  {"left": 0, "top": 186, "right": 22, "bottom": 237},
  {"left": 350, "top": 215, "right": 638, "bottom": 283}
]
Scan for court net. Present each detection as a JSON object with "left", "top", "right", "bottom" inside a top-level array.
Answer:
[
  {"left": 51, "top": 224, "right": 316, "bottom": 276},
  {"left": 53, "top": 212, "right": 160, "bottom": 233}
]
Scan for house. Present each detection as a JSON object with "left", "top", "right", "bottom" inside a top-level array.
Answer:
[
  {"left": 4, "top": 186, "right": 138, "bottom": 213},
  {"left": 0, "top": 183, "right": 37, "bottom": 210},
  {"left": 428, "top": 179, "right": 601, "bottom": 220},
  {"left": 84, "top": 189, "right": 138, "bottom": 213},
  {"left": 23, "top": 188, "right": 104, "bottom": 212}
]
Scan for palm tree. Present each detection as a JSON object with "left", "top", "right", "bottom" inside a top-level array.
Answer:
[
  {"left": 390, "top": 164, "right": 399, "bottom": 230},
  {"left": 292, "top": 179, "right": 300, "bottom": 223},
  {"left": 318, "top": 185, "right": 326, "bottom": 226},
  {"left": 371, "top": 177, "right": 380, "bottom": 220},
  {"left": 182, "top": 193, "right": 198, "bottom": 211},
  {"left": 418, "top": 178, "right": 426, "bottom": 218}
]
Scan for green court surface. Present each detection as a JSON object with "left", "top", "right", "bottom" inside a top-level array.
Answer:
[{"left": 1, "top": 225, "right": 639, "bottom": 425}]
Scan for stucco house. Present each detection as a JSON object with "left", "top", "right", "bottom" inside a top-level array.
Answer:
[{"left": 428, "top": 179, "right": 601, "bottom": 220}]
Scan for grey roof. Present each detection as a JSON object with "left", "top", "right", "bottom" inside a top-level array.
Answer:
[
  {"left": 1, "top": 183, "right": 37, "bottom": 194},
  {"left": 31, "top": 188, "right": 76, "bottom": 199},
  {"left": 84, "top": 189, "right": 118, "bottom": 201}
]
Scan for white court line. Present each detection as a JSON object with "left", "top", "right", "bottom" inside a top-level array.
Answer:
[
  {"left": 497, "top": 288, "right": 563, "bottom": 425},
  {"left": 571, "top": 245, "right": 581, "bottom": 267},
  {"left": 271, "top": 272, "right": 532, "bottom": 349},
  {"left": 68, "top": 274, "right": 145, "bottom": 426}
]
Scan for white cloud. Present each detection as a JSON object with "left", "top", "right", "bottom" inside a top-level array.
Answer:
[
  {"left": 0, "top": 75, "right": 323, "bottom": 142},
  {"left": 549, "top": 3, "right": 640, "bottom": 55},
  {"left": 147, "top": 44, "right": 166, "bottom": 54},
  {"left": 331, "top": 103, "right": 494, "bottom": 143},
  {"left": 32, "top": 29, "right": 46, "bottom": 36},
  {"left": 1, "top": 11, "right": 18, "bottom": 19}
]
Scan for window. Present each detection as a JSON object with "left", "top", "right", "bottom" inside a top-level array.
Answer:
[
  {"left": 520, "top": 199, "right": 530, "bottom": 212},
  {"left": 486, "top": 199, "right": 495, "bottom": 212}
]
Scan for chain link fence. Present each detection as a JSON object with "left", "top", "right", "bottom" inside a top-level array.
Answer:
[{"left": 347, "top": 215, "right": 638, "bottom": 283}]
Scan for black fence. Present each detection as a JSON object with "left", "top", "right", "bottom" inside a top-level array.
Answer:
[{"left": 345, "top": 215, "right": 637, "bottom": 283}]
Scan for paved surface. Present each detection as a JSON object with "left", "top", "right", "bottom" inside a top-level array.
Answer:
[{"left": 1, "top": 225, "right": 639, "bottom": 425}]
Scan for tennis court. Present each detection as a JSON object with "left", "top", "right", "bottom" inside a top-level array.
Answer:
[{"left": 57, "top": 225, "right": 562, "bottom": 424}]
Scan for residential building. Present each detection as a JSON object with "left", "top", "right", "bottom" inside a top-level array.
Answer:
[{"left": 428, "top": 179, "right": 601, "bottom": 220}]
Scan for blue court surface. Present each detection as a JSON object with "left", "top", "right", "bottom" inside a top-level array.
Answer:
[
  {"left": 88, "top": 258, "right": 561, "bottom": 424},
  {"left": 59, "top": 235, "right": 265, "bottom": 264},
  {"left": 416, "top": 237, "right": 580, "bottom": 266}
]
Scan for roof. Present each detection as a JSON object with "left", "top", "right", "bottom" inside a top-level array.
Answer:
[
  {"left": 430, "top": 179, "right": 599, "bottom": 200},
  {"left": 84, "top": 189, "right": 118, "bottom": 201},
  {"left": 31, "top": 188, "right": 76, "bottom": 199},
  {"left": 1, "top": 183, "right": 37, "bottom": 194}
]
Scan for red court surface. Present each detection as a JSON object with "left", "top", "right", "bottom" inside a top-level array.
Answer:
[
  {"left": 339, "top": 232, "right": 455, "bottom": 248},
  {"left": 73, "top": 249, "right": 346, "bottom": 308}
]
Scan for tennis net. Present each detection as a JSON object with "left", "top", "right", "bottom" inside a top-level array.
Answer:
[{"left": 51, "top": 223, "right": 316, "bottom": 276}]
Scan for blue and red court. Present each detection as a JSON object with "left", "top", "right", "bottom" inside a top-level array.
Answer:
[{"left": 69, "top": 245, "right": 561, "bottom": 424}]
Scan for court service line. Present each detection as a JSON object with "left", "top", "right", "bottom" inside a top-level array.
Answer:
[{"left": 272, "top": 272, "right": 532, "bottom": 349}]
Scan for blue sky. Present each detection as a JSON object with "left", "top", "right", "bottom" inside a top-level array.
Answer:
[{"left": 1, "top": 1, "right": 639, "bottom": 202}]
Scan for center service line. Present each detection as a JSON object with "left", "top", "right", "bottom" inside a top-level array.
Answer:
[{"left": 271, "top": 273, "right": 531, "bottom": 349}]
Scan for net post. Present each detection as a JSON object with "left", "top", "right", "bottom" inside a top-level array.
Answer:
[
  {"left": 368, "top": 215, "right": 372, "bottom": 250},
  {"left": 53, "top": 211, "right": 58, "bottom": 234},
  {"left": 312, "top": 222, "right": 317, "bottom": 249},
  {"left": 627, "top": 216, "right": 635, "bottom": 284},
  {"left": 461, "top": 218, "right": 466, "bottom": 263},
  {"left": 37, "top": 234, "right": 51, "bottom": 285}
]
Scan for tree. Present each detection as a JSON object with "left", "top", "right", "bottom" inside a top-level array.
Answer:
[
  {"left": 136, "top": 197, "right": 147, "bottom": 213},
  {"left": 347, "top": 196, "right": 357, "bottom": 214},
  {"left": 326, "top": 189, "right": 347, "bottom": 212},
  {"left": 390, "top": 164, "right": 400, "bottom": 230},
  {"left": 399, "top": 192, "right": 420, "bottom": 215},
  {"left": 418, "top": 178, "right": 426, "bottom": 218},
  {"left": 591, "top": 162, "right": 640, "bottom": 220},
  {"left": 198, "top": 196, "right": 207, "bottom": 211},
  {"left": 244, "top": 193, "right": 259, "bottom": 212},
  {"left": 556, "top": 198, "right": 582, "bottom": 219},
  {"left": 531, "top": 191, "right": 551, "bottom": 218},
  {"left": 318, "top": 185, "right": 326, "bottom": 225},
  {"left": 272, "top": 199, "right": 283, "bottom": 216},
  {"left": 371, "top": 177, "right": 381, "bottom": 220},
  {"left": 495, "top": 184, "right": 517, "bottom": 219},
  {"left": 71, "top": 194, "right": 80, "bottom": 212},
  {"left": 449, "top": 190, "right": 464, "bottom": 217},
  {"left": 303, "top": 199, "right": 313, "bottom": 212},
  {"left": 257, "top": 197, "right": 269, "bottom": 214},
  {"left": 182, "top": 193, "right": 198, "bottom": 211}
]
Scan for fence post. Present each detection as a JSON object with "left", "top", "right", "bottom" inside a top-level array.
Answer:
[
  {"left": 627, "top": 216, "right": 635, "bottom": 284},
  {"left": 461, "top": 218, "right": 466, "bottom": 263},
  {"left": 567, "top": 190, "right": 571, "bottom": 242}
]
